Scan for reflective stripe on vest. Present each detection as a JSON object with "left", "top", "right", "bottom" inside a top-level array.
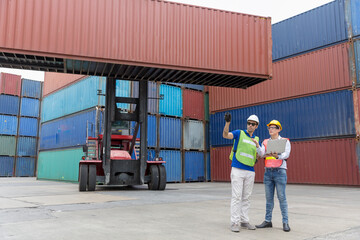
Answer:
[
  {"left": 229, "top": 130, "right": 259, "bottom": 167},
  {"left": 263, "top": 138, "right": 289, "bottom": 168}
]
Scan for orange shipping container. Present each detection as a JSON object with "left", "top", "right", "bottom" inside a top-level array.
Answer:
[
  {"left": 209, "top": 42, "right": 352, "bottom": 112},
  {"left": 0, "top": 0, "right": 272, "bottom": 88},
  {"left": 211, "top": 138, "right": 360, "bottom": 186},
  {"left": 43, "top": 72, "right": 85, "bottom": 97}
]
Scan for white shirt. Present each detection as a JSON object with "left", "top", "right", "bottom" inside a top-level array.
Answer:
[{"left": 257, "top": 135, "right": 291, "bottom": 169}]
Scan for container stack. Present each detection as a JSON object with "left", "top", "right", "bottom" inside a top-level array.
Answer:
[
  {"left": 131, "top": 82, "right": 210, "bottom": 183},
  {"left": 0, "top": 73, "right": 41, "bottom": 177},
  {"left": 209, "top": 0, "right": 360, "bottom": 186}
]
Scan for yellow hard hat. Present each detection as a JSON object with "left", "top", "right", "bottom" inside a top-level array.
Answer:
[{"left": 267, "top": 120, "right": 282, "bottom": 130}]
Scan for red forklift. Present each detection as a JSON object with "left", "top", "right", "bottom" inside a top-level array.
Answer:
[{"left": 79, "top": 79, "right": 167, "bottom": 191}]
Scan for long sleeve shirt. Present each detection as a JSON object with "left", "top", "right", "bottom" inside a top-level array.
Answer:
[{"left": 257, "top": 135, "right": 291, "bottom": 169}]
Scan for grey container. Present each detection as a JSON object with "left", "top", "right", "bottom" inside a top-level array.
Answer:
[{"left": 183, "top": 120, "right": 205, "bottom": 150}]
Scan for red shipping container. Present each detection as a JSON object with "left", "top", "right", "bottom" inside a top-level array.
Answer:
[
  {"left": 43, "top": 72, "right": 86, "bottom": 97},
  {"left": 183, "top": 89, "right": 204, "bottom": 120},
  {"left": 209, "top": 42, "right": 352, "bottom": 112},
  {"left": 0, "top": 0, "right": 272, "bottom": 86},
  {"left": 212, "top": 139, "right": 360, "bottom": 186},
  {"left": 0, "top": 72, "right": 21, "bottom": 96}
]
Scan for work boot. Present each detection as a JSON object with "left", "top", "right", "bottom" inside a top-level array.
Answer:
[
  {"left": 241, "top": 222, "right": 256, "bottom": 230},
  {"left": 230, "top": 223, "right": 240, "bottom": 232},
  {"left": 255, "top": 221, "right": 273, "bottom": 228},
  {"left": 283, "top": 223, "right": 291, "bottom": 232}
]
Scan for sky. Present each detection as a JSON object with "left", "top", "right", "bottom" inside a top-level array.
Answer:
[{"left": 0, "top": 0, "right": 333, "bottom": 82}]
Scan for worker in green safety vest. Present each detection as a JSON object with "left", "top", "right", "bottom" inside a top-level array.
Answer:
[{"left": 223, "top": 113, "right": 261, "bottom": 233}]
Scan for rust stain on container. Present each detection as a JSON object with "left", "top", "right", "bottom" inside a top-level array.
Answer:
[
  {"left": 212, "top": 139, "right": 360, "bottom": 186},
  {"left": 209, "top": 42, "right": 352, "bottom": 112},
  {"left": 0, "top": 0, "right": 272, "bottom": 85},
  {"left": 43, "top": 72, "right": 86, "bottom": 97}
]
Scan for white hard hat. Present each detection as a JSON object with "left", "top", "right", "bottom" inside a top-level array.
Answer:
[{"left": 247, "top": 114, "right": 259, "bottom": 124}]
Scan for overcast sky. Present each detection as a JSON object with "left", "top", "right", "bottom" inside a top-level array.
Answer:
[{"left": 0, "top": 0, "right": 333, "bottom": 82}]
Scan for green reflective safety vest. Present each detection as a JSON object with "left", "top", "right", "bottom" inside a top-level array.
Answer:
[{"left": 229, "top": 130, "right": 259, "bottom": 167}]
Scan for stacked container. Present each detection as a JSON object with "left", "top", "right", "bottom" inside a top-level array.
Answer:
[
  {"left": 0, "top": 73, "right": 42, "bottom": 177},
  {"left": 208, "top": 0, "right": 360, "bottom": 186},
  {"left": 131, "top": 82, "right": 210, "bottom": 183}
]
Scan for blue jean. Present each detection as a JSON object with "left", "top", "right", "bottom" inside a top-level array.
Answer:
[{"left": 264, "top": 168, "right": 288, "bottom": 224}]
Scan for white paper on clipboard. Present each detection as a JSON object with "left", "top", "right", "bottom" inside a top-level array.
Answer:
[{"left": 265, "top": 139, "right": 287, "bottom": 154}]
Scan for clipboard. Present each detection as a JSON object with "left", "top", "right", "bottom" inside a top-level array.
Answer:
[{"left": 265, "top": 139, "right": 287, "bottom": 154}]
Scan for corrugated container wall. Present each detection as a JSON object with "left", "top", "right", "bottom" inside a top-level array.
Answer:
[
  {"left": 0, "top": 0, "right": 272, "bottom": 79},
  {"left": 43, "top": 72, "right": 85, "bottom": 97},
  {"left": 21, "top": 79, "right": 41, "bottom": 99},
  {"left": 130, "top": 115, "right": 157, "bottom": 148},
  {"left": 185, "top": 151, "right": 205, "bottom": 182},
  {"left": 206, "top": 153, "right": 211, "bottom": 181},
  {"left": 210, "top": 90, "right": 355, "bottom": 146},
  {"left": 159, "top": 84, "right": 182, "bottom": 117},
  {"left": 41, "top": 76, "right": 106, "bottom": 123},
  {"left": 347, "top": 0, "right": 360, "bottom": 38},
  {"left": 0, "top": 95, "right": 19, "bottom": 115},
  {"left": 17, "top": 137, "right": 37, "bottom": 156},
  {"left": 40, "top": 109, "right": 102, "bottom": 150},
  {"left": 20, "top": 98, "right": 40, "bottom": 117},
  {"left": 0, "top": 115, "right": 17, "bottom": 135},
  {"left": 19, "top": 117, "right": 38, "bottom": 137},
  {"left": 37, "top": 147, "right": 83, "bottom": 182},
  {"left": 204, "top": 93, "right": 209, "bottom": 122},
  {"left": 159, "top": 150, "right": 182, "bottom": 182},
  {"left": 210, "top": 146, "right": 232, "bottom": 182},
  {"left": 0, "top": 136, "right": 16, "bottom": 156},
  {"left": 160, "top": 117, "right": 182, "bottom": 149},
  {"left": 15, "top": 157, "right": 35, "bottom": 177},
  {"left": 0, "top": 72, "right": 21, "bottom": 96},
  {"left": 355, "top": 38, "right": 360, "bottom": 85},
  {"left": 0, "top": 156, "right": 14, "bottom": 177},
  {"left": 131, "top": 81, "right": 158, "bottom": 114},
  {"left": 272, "top": 0, "right": 347, "bottom": 61},
  {"left": 115, "top": 80, "right": 130, "bottom": 110},
  {"left": 183, "top": 120, "right": 205, "bottom": 150},
  {"left": 209, "top": 43, "right": 352, "bottom": 112},
  {"left": 183, "top": 89, "right": 204, "bottom": 120}
]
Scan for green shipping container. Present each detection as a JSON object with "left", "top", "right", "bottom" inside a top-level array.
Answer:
[
  {"left": 37, "top": 148, "right": 84, "bottom": 182},
  {"left": 0, "top": 136, "right": 16, "bottom": 156},
  {"left": 204, "top": 93, "right": 209, "bottom": 122}
]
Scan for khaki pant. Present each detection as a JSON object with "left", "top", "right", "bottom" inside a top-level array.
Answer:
[{"left": 230, "top": 167, "right": 255, "bottom": 224}]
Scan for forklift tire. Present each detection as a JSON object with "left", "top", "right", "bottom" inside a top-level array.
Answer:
[
  {"left": 157, "top": 165, "right": 166, "bottom": 190},
  {"left": 148, "top": 165, "right": 159, "bottom": 190},
  {"left": 79, "top": 164, "right": 88, "bottom": 192},
  {"left": 88, "top": 165, "right": 96, "bottom": 191}
]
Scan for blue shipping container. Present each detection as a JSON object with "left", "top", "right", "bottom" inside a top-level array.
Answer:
[
  {"left": 131, "top": 81, "right": 158, "bottom": 114},
  {"left": 185, "top": 151, "right": 205, "bottom": 182},
  {"left": 0, "top": 156, "right": 14, "bottom": 177},
  {"left": 272, "top": 0, "right": 347, "bottom": 61},
  {"left": 130, "top": 115, "right": 157, "bottom": 148},
  {"left": 19, "top": 117, "right": 38, "bottom": 137},
  {"left": 355, "top": 38, "right": 360, "bottom": 85},
  {"left": 206, "top": 152, "right": 211, "bottom": 181},
  {"left": 40, "top": 108, "right": 102, "bottom": 150},
  {"left": 159, "top": 150, "right": 182, "bottom": 182},
  {"left": 21, "top": 79, "right": 42, "bottom": 99},
  {"left": 159, "top": 84, "right": 182, "bottom": 117},
  {"left": 0, "top": 95, "right": 19, "bottom": 115},
  {"left": 17, "top": 137, "right": 37, "bottom": 156},
  {"left": 347, "top": 0, "right": 360, "bottom": 37},
  {"left": 20, "top": 98, "right": 40, "bottom": 117},
  {"left": 116, "top": 80, "right": 131, "bottom": 110},
  {"left": 160, "top": 117, "right": 182, "bottom": 149},
  {"left": 0, "top": 115, "right": 17, "bottom": 135},
  {"left": 41, "top": 76, "right": 106, "bottom": 123},
  {"left": 15, "top": 157, "right": 35, "bottom": 177},
  {"left": 210, "top": 90, "right": 355, "bottom": 146}
]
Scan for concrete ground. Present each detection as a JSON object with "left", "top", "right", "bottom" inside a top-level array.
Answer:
[{"left": 0, "top": 178, "right": 359, "bottom": 240}]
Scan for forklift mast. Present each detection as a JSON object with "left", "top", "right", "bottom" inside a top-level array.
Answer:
[{"left": 103, "top": 78, "right": 148, "bottom": 185}]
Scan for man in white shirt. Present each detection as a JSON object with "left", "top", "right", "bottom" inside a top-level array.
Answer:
[{"left": 252, "top": 120, "right": 291, "bottom": 232}]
